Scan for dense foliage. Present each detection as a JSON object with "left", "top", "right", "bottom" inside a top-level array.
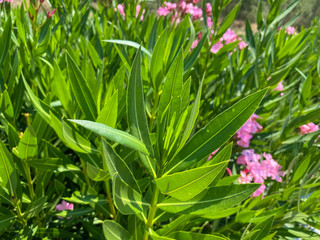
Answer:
[{"left": 0, "top": 0, "right": 319, "bottom": 239}]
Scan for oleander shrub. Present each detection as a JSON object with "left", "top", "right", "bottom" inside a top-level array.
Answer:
[{"left": 0, "top": 0, "right": 319, "bottom": 239}]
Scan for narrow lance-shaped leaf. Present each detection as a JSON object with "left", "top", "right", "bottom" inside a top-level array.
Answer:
[
  {"left": 66, "top": 52, "right": 97, "bottom": 120},
  {"left": 62, "top": 121, "right": 98, "bottom": 154},
  {"left": 69, "top": 120, "right": 149, "bottom": 155},
  {"left": 179, "top": 73, "right": 204, "bottom": 148},
  {"left": 12, "top": 126, "right": 38, "bottom": 160},
  {"left": 150, "top": 28, "right": 169, "bottom": 90},
  {"left": 96, "top": 91, "right": 118, "bottom": 128},
  {"left": 0, "top": 15, "right": 12, "bottom": 66},
  {"left": 242, "top": 216, "right": 274, "bottom": 240},
  {"left": 127, "top": 48, "right": 156, "bottom": 177},
  {"left": 0, "top": 141, "right": 17, "bottom": 197},
  {"left": 158, "top": 50, "right": 183, "bottom": 126},
  {"left": 168, "top": 231, "right": 227, "bottom": 240},
  {"left": 103, "top": 39, "right": 152, "bottom": 57},
  {"left": 103, "top": 220, "right": 131, "bottom": 240},
  {"left": 155, "top": 161, "right": 228, "bottom": 201},
  {"left": 113, "top": 174, "right": 150, "bottom": 215},
  {"left": 0, "top": 90, "right": 14, "bottom": 119},
  {"left": 158, "top": 184, "right": 260, "bottom": 215},
  {"left": 102, "top": 139, "right": 140, "bottom": 192},
  {"left": 165, "top": 88, "right": 268, "bottom": 175},
  {"left": 127, "top": 48, "right": 154, "bottom": 155}
]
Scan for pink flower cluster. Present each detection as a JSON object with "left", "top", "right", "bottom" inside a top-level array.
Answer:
[
  {"left": 56, "top": 200, "right": 74, "bottom": 219},
  {"left": 285, "top": 26, "right": 296, "bottom": 35},
  {"left": 210, "top": 29, "right": 248, "bottom": 53},
  {"left": 115, "top": 4, "right": 145, "bottom": 21},
  {"left": 157, "top": 0, "right": 205, "bottom": 21},
  {"left": 300, "top": 123, "right": 319, "bottom": 135},
  {"left": 0, "top": 0, "right": 12, "bottom": 3},
  {"left": 236, "top": 114, "right": 262, "bottom": 148},
  {"left": 237, "top": 149, "right": 285, "bottom": 197}
]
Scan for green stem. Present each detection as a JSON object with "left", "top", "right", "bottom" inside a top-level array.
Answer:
[
  {"left": 14, "top": 199, "right": 26, "bottom": 226},
  {"left": 143, "top": 186, "right": 159, "bottom": 240},
  {"left": 149, "top": 91, "right": 160, "bottom": 131},
  {"left": 80, "top": 159, "right": 92, "bottom": 192},
  {"left": 105, "top": 180, "right": 117, "bottom": 220},
  {"left": 25, "top": 163, "right": 35, "bottom": 199}
]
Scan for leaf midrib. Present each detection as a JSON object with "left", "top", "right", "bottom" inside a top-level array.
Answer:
[{"left": 166, "top": 90, "right": 264, "bottom": 174}]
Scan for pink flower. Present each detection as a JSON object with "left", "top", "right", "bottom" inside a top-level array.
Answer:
[
  {"left": 238, "top": 170, "right": 253, "bottom": 183},
  {"left": 157, "top": 7, "right": 171, "bottom": 16},
  {"left": 238, "top": 40, "right": 248, "bottom": 49},
  {"left": 237, "top": 150, "right": 285, "bottom": 197},
  {"left": 191, "top": 39, "right": 199, "bottom": 50},
  {"left": 210, "top": 41, "right": 223, "bottom": 53},
  {"left": 47, "top": 9, "right": 56, "bottom": 18},
  {"left": 136, "top": 4, "right": 145, "bottom": 21},
  {"left": 226, "top": 168, "right": 233, "bottom": 176},
  {"left": 285, "top": 26, "right": 296, "bottom": 35},
  {"left": 223, "top": 29, "right": 238, "bottom": 44},
  {"left": 0, "top": 0, "right": 13, "bottom": 3},
  {"left": 237, "top": 149, "right": 261, "bottom": 165},
  {"left": 300, "top": 123, "right": 319, "bottom": 135},
  {"left": 56, "top": 200, "right": 74, "bottom": 219},
  {"left": 206, "top": 17, "right": 213, "bottom": 29},
  {"left": 236, "top": 114, "right": 262, "bottom": 148},
  {"left": 56, "top": 200, "right": 74, "bottom": 211},
  {"left": 252, "top": 184, "right": 266, "bottom": 198},
  {"left": 164, "top": 2, "right": 177, "bottom": 11},
  {"left": 115, "top": 4, "right": 125, "bottom": 18},
  {"left": 207, "top": 148, "right": 220, "bottom": 161},
  {"left": 274, "top": 81, "right": 283, "bottom": 91},
  {"left": 206, "top": 3, "right": 212, "bottom": 16}
]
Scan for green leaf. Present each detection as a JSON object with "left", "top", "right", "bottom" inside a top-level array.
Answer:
[
  {"left": 69, "top": 120, "right": 149, "bottom": 155},
  {"left": 169, "top": 231, "right": 227, "bottom": 240},
  {"left": 158, "top": 184, "right": 260, "bottom": 214},
  {"left": 103, "top": 39, "right": 152, "bottom": 57},
  {"left": 86, "top": 163, "right": 109, "bottom": 182},
  {"left": 184, "top": 32, "right": 207, "bottom": 72},
  {"left": 97, "top": 91, "right": 118, "bottom": 128},
  {"left": 7, "top": 123, "right": 19, "bottom": 149},
  {"left": 102, "top": 140, "right": 140, "bottom": 192},
  {"left": 24, "top": 196, "right": 47, "bottom": 219},
  {"left": 150, "top": 28, "right": 168, "bottom": 90},
  {"left": 66, "top": 52, "right": 97, "bottom": 120},
  {"left": 127, "top": 48, "right": 156, "bottom": 176},
  {"left": 158, "top": 50, "right": 183, "bottom": 127},
  {"left": 242, "top": 216, "right": 274, "bottom": 240},
  {"left": 0, "top": 90, "right": 14, "bottom": 119},
  {"left": 0, "top": 16, "right": 12, "bottom": 66},
  {"left": 300, "top": 75, "right": 312, "bottom": 106},
  {"left": 87, "top": 40, "right": 102, "bottom": 67},
  {"left": 0, "top": 141, "right": 17, "bottom": 197},
  {"left": 155, "top": 161, "right": 228, "bottom": 201},
  {"left": 22, "top": 74, "right": 51, "bottom": 125},
  {"left": 62, "top": 121, "right": 98, "bottom": 154},
  {"left": 52, "top": 60, "right": 74, "bottom": 115},
  {"left": 103, "top": 220, "right": 131, "bottom": 240},
  {"left": 0, "top": 212, "right": 16, "bottom": 232},
  {"left": 199, "top": 206, "right": 241, "bottom": 220},
  {"left": 13, "top": 126, "right": 38, "bottom": 160},
  {"left": 291, "top": 152, "right": 312, "bottom": 184},
  {"left": 217, "top": 3, "right": 240, "bottom": 38},
  {"left": 179, "top": 74, "right": 203, "bottom": 148},
  {"left": 165, "top": 89, "right": 268, "bottom": 174},
  {"left": 113, "top": 174, "right": 150, "bottom": 215},
  {"left": 26, "top": 158, "right": 80, "bottom": 172}
]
